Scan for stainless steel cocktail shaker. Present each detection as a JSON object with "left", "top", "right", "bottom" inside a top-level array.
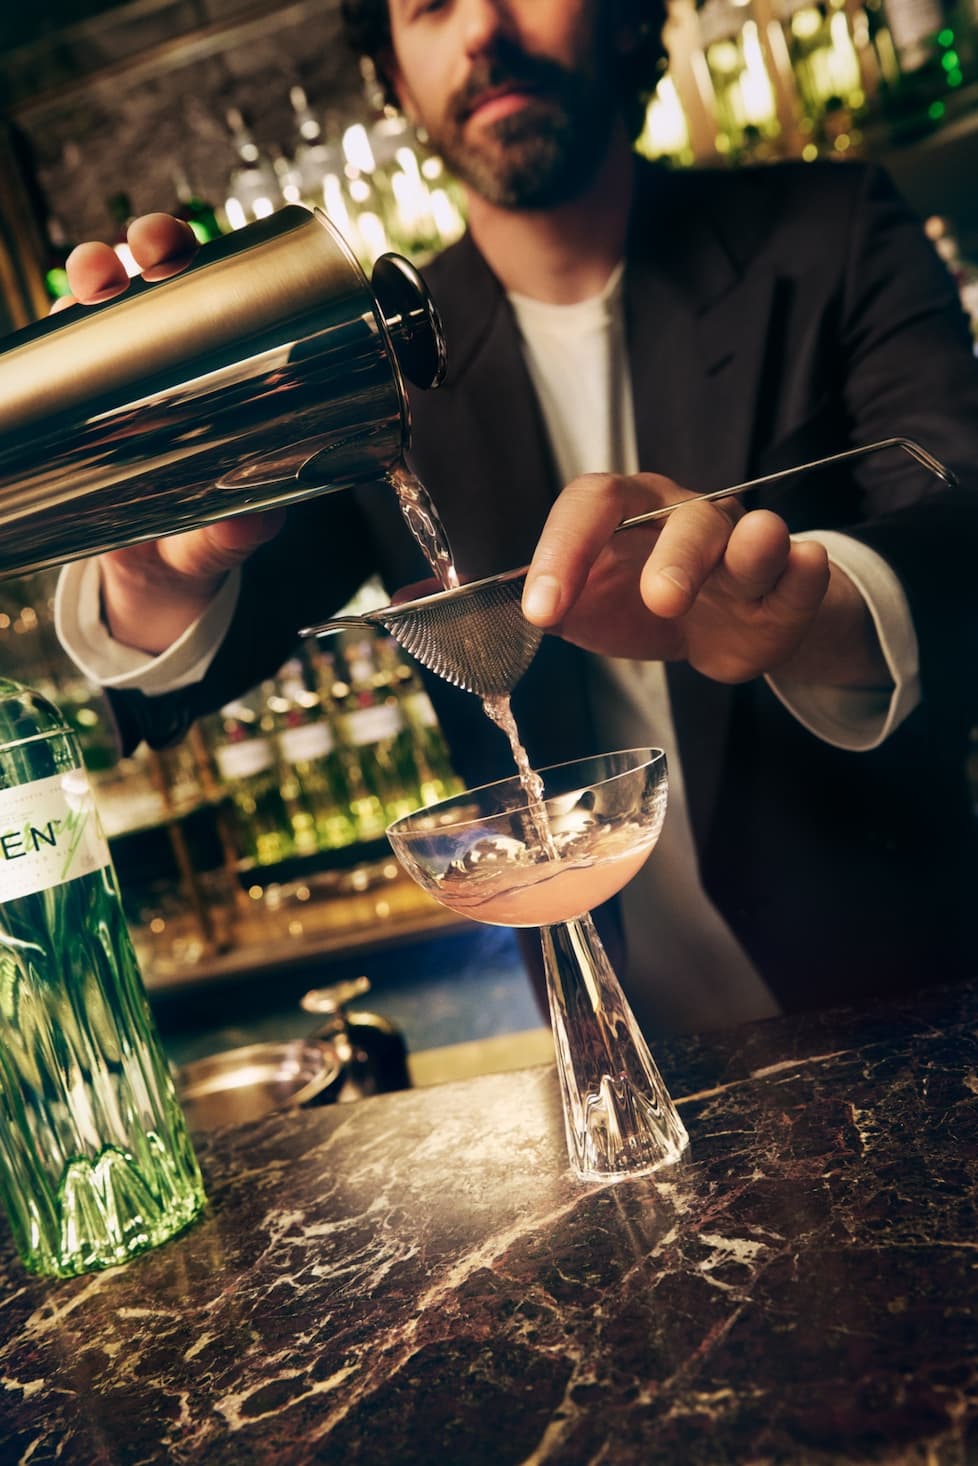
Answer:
[{"left": 0, "top": 206, "right": 447, "bottom": 580}]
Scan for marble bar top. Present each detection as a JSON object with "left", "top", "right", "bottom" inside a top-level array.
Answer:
[{"left": 2, "top": 979, "right": 978, "bottom": 1466}]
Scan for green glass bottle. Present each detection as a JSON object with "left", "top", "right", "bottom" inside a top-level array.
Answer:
[
  {"left": 0, "top": 679, "right": 205, "bottom": 1278},
  {"left": 268, "top": 662, "right": 358, "bottom": 853},
  {"left": 339, "top": 640, "right": 421, "bottom": 824},
  {"left": 308, "top": 646, "right": 388, "bottom": 841},
  {"left": 870, "top": 0, "right": 970, "bottom": 136},
  {"left": 375, "top": 637, "right": 463, "bottom": 807},
  {"left": 173, "top": 170, "right": 224, "bottom": 244},
  {"left": 208, "top": 700, "right": 295, "bottom": 867}
]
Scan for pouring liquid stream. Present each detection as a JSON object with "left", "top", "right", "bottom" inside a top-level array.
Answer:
[
  {"left": 481, "top": 693, "right": 557, "bottom": 857},
  {"left": 387, "top": 464, "right": 556, "bottom": 855},
  {"left": 388, "top": 463, "right": 460, "bottom": 592}
]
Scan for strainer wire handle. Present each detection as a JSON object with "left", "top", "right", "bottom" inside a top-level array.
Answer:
[
  {"left": 299, "top": 435, "right": 956, "bottom": 645},
  {"left": 311, "top": 617, "right": 372, "bottom": 632},
  {"left": 615, "top": 436, "right": 957, "bottom": 532}
]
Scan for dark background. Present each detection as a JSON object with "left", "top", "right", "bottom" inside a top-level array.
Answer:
[{"left": 0, "top": 0, "right": 367, "bottom": 246}]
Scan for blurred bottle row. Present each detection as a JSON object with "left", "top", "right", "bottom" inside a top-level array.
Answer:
[
  {"left": 44, "top": 90, "right": 468, "bottom": 299},
  {"left": 665, "top": 0, "right": 978, "bottom": 169},
  {"left": 204, "top": 636, "right": 463, "bottom": 870},
  {"left": 57, "top": 631, "right": 464, "bottom": 869},
  {"left": 40, "top": 0, "right": 978, "bottom": 305},
  {"left": 0, "top": 571, "right": 471, "bottom": 972},
  {"left": 0, "top": 569, "right": 458, "bottom": 853},
  {"left": 24, "top": 629, "right": 465, "bottom": 979}
]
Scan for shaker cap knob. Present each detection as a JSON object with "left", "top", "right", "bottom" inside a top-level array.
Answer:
[{"left": 371, "top": 253, "right": 447, "bottom": 391}]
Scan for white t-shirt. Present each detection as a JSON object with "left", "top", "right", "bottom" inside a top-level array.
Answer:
[{"left": 55, "top": 261, "right": 921, "bottom": 1036}]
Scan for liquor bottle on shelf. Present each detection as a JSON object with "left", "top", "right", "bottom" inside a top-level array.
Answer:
[
  {"left": 173, "top": 170, "right": 223, "bottom": 243},
  {"left": 868, "top": 0, "right": 970, "bottom": 134},
  {"left": 265, "top": 660, "right": 358, "bottom": 853},
  {"left": 258, "top": 678, "right": 317, "bottom": 856},
  {"left": 373, "top": 637, "right": 464, "bottom": 807},
  {"left": 344, "top": 178, "right": 392, "bottom": 264},
  {"left": 310, "top": 642, "right": 406, "bottom": 837},
  {"left": 635, "top": 74, "right": 695, "bottom": 167},
  {"left": 775, "top": 0, "right": 865, "bottom": 149},
  {"left": 366, "top": 113, "right": 442, "bottom": 258},
  {"left": 205, "top": 697, "right": 294, "bottom": 867},
  {"left": 662, "top": 0, "right": 727, "bottom": 163},
  {"left": 346, "top": 637, "right": 425, "bottom": 822},
  {"left": 307, "top": 646, "right": 386, "bottom": 841},
  {"left": 287, "top": 86, "right": 343, "bottom": 210},
  {"left": 41, "top": 216, "right": 74, "bottom": 302},
  {"left": 223, "top": 108, "right": 282, "bottom": 229},
  {"left": 696, "top": 0, "right": 783, "bottom": 159}
]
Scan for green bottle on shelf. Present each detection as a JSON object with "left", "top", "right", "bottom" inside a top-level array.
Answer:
[
  {"left": 209, "top": 699, "right": 295, "bottom": 867},
  {"left": 267, "top": 662, "right": 358, "bottom": 853},
  {"left": 339, "top": 639, "right": 422, "bottom": 826},
  {"left": 0, "top": 679, "right": 205, "bottom": 1278},
  {"left": 174, "top": 169, "right": 224, "bottom": 244},
  {"left": 375, "top": 637, "right": 463, "bottom": 807}
]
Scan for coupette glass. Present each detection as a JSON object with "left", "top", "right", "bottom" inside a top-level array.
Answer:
[{"left": 387, "top": 748, "right": 689, "bottom": 1181}]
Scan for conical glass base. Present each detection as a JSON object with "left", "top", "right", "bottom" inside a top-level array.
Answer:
[{"left": 541, "top": 913, "right": 689, "bottom": 1182}]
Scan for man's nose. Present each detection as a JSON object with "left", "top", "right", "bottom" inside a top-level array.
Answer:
[{"left": 459, "top": 0, "right": 516, "bottom": 58}]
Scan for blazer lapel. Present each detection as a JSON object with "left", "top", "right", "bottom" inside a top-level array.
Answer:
[
  {"left": 405, "top": 235, "right": 561, "bottom": 583},
  {"left": 625, "top": 164, "right": 777, "bottom": 492},
  {"left": 624, "top": 166, "right": 778, "bottom": 854}
]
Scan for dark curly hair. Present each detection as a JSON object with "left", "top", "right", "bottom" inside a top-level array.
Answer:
[{"left": 339, "top": 0, "right": 669, "bottom": 141}]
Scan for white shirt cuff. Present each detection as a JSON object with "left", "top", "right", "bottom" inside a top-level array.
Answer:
[
  {"left": 54, "top": 559, "right": 242, "bottom": 695},
  {"left": 766, "top": 530, "right": 920, "bottom": 752}
]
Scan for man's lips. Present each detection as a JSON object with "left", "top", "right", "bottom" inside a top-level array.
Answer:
[{"left": 463, "top": 85, "right": 541, "bottom": 127}]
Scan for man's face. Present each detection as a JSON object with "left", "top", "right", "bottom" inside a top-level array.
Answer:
[{"left": 386, "top": 0, "right": 623, "bottom": 210}]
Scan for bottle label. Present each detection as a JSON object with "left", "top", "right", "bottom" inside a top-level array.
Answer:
[
  {"left": 343, "top": 705, "right": 403, "bottom": 746},
  {"left": 214, "top": 739, "right": 275, "bottom": 781},
  {"left": 279, "top": 722, "right": 334, "bottom": 762},
  {"left": 0, "top": 769, "right": 111, "bottom": 902},
  {"left": 404, "top": 692, "right": 438, "bottom": 729}
]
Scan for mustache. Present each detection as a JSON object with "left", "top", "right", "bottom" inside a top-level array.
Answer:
[{"left": 448, "top": 42, "right": 573, "bottom": 126}]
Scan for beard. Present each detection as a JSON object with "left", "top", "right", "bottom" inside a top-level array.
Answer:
[{"left": 424, "top": 35, "right": 622, "bottom": 211}]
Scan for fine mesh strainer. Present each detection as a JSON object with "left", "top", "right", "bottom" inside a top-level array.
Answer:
[
  {"left": 304, "top": 566, "right": 540, "bottom": 697},
  {"left": 300, "top": 437, "right": 955, "bottom": 697}
]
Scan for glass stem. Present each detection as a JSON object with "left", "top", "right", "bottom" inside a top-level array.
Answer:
[{"left": 540, "top": 913, "right": 689, "bottom": 1182}]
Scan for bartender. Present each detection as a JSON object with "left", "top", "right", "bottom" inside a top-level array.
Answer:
[{"left": 55, "top": 0, "right": 978, "bottom": 1035}]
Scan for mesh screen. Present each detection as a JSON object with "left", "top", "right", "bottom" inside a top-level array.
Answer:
[{"left": 374, "top": 578, "right": 543, "bottom": 696}]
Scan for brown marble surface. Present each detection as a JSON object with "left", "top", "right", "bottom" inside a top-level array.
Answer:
[{"left": 1, "top": 979, "right": 977, "bottom": 1465}]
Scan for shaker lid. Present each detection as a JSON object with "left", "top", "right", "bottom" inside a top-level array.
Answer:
[{"left": 371, "top": 253, "right": 448, "bottom": 391}]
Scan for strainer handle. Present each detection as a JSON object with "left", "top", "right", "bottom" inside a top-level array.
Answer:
[
  {"left": 616, "top": 436, "right": 957, "bottom": 532},
  {"left": 298, "top": 614, "right": 371, "bottom": 638}
]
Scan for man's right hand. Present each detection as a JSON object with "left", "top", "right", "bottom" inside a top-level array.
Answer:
[{"left": 61, "top": 213, "right": 286, "bottom": 657}]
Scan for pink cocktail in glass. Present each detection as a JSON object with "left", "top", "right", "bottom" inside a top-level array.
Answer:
[
  {"left": 432, "top": 833, "right": 656, "bottom": 927},
  {"left": 387, "top": 748, "right": 689, "bottom": 1182}
]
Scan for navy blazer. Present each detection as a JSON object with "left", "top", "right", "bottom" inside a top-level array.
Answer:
[{"left": 108, "top": 158, "right": 978, "bottom": 1017}]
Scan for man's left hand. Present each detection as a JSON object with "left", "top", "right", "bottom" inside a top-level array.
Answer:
[{"left": 521, "top": 472, "right": 886, "bottom": 687}]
